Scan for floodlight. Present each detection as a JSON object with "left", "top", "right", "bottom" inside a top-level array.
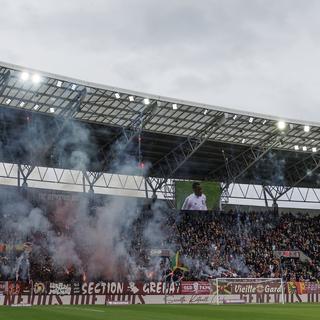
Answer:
[
  {"left": 34, "top": 104, "right": 40, "bottom": 110},
  {"left": 50, "top": 107, "right": 55, "bottom": 113},
  {"left": 56, "top": 80, "right": 62, "bottom": 87},
  {"left": 294, "top": 145, "right": 299, "bottom": 151},
  {"left": 312, "top": 147, "right": 317, "bottom": 153},
  {"left": 172, "top": 103, "right": 178, "bottom": 110},
  {"left": 241, "top": 138, "right": 246, "bottom": 144},
  {"left": 20, "top": 102, "right": 25, "bottom": 107},
  {"left": 115, "top": 93, "right": 120, "bottom": 99},
  {"left": 129, "top": 96, "right": 134, "bottom": 102},
  {"left": 143, "top": 98, "right": 150, "bottom": 105},
  {"left": 204, "top": 109, "right": 208, "bottom": 115},
  {"left": 32, "top": 74, "right": 41, "bottom": 84},
  {"left": 304, "top": 125, "right": 310, "bottom": 132},
  {"left": 302, "top": 146, "right": 307, "bottom": 151},
  {"left": 262, "top": 119, "right": 267, "bottom": 125},
  {"left": 233, "top": 115, "right": 237, "bottom": 120},
  {"left": 5, "top": 98, "right": 11, "bottom": 105},
  {"left": 71, "top": 84, "right": 77, "bottom": 90},
  {"left": 249, "top": 117, "right": 253, "bottom": 123},
  {"left": 277, "top": 121, "right": 286, "bottom": 130},
  {"left": 21, "top": 72, "right": 29, "bottom": 81}
]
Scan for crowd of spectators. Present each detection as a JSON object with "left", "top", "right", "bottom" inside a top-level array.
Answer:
[
  {"left": 1, "top": 205, "right": 320, "bottom": 282},
  {"left": 171, "top": 210, "right": 320, "bottom": 281}
]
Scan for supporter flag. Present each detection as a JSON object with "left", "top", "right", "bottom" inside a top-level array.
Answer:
[
  {"left": 171, "top": 251, "right": 188, "bottom": 272},
  {"left": 287, "top": 282, "right": 297, "bottom": 294},
  {"left": 288, "top": 281, "right": 306, "bottom": 294},
  {"left": 296, "top": 282, "right": 306, "bottom": 294}
]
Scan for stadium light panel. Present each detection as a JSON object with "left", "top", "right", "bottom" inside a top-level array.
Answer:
[
  {"left": 304, "top": 125, "right": 310, "bottom": 132},
  {"left": 312, "top": 147, "right": 317, "bottom": 153},
  {"left": 249, "top": 117, "right": 253, "bottom": 123},
  {"left": 71, "top": 84, "right": 77, "bottom": 90},
  {"left": 172, "top": 103, "right": 178, "bottom": 110},
  {"left": 20, "top": 72, "right": 29, "bottom": 81},
  {"left": 34, "top": 104, "right": 40, "bottom": 110},
  {"left": 204, "top": 109, "right": 208, "bottom": 115},
  {"left": 20, "top": 101, "right": 25, "bottom": 107},
  {"left": 128, "top": 96, "right": 134, "bottom": 102},
  {"left": 5, "top": 98, "right": 11, "bottom": 105},
  {"left": 241, "top": 138, "right": 246, "bottom": 144},
  {"left": 294, "top": 145, "right": 299, "bottom": 151},
  {"left": 302, "top": 146, "right": 307, "bottom": 151},
  {"left": 233, "top": 115, "right": 237, "bottom": 120},
  {"left": 49, "top": 107, "right": 55, "bottom": 113},
  {"left": 277, "top": 121, "right": 286, "bottom": 130},
  {"left": 262, "top": 119, "right": 267, "bottom": 125},
  {"left": 56, "top": 80, "right": 62, "bottom": 87},
  {"left": 32, "top": 74, "right": 41, "bottom": 84},
  {"left": 143, "top": 98, "right": 150, "bottom": 105},
  {"left": 115, "top": 93, "right": 120, "bottom": 99}
]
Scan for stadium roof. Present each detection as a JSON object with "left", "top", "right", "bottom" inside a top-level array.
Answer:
[{"left": 0, "top": 61, "right": 320, "bottom": 189}]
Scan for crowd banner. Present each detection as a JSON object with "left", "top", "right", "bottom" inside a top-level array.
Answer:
[
  {"left": 274, "top": 251, "right": 300, "bottom": 259},
  {"left": 0, "top": 281, "right": 181, "bottom": 296},
  {"left": 1, "top": 281, "right": 320, "bottom": 306}
]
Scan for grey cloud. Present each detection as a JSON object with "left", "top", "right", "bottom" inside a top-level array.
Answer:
[{"left": 0, "top": 0, "right": 319, "bottom": 121}]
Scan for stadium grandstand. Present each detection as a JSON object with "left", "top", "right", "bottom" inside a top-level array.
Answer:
[{"left": 0, "top": 61, "right": 320, "bottom": 311}]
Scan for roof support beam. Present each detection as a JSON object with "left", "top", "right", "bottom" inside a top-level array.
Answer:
[
  {"left": 145, "top": 112, "right": 226, "bottom": 201},
  {"left": 83, "top": 101, "right": 157, "bottom": 191},
  {"left": 58, "top": 88, "right": 87, "bottom": 118},
  {"left": 210, "top": 132, "right": 280, "bottom": 184},
  {"left": 17, "top": 163, "right": 35, "bottom": 188},
  {"left": 0, "top": 70, "right": 11, "bottom": 96},
  {"left": 270, "top": 153, "right": 320, "bottom": 202},
  {"left": 20, "top": 89, "right": 88, "bottom": 185}
]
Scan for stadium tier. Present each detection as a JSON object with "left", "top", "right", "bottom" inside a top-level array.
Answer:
[
  {"left": 0, "top": 62, "right": 320, "bottom": 309},
  {"left": 0, "top": 187, "right": 319, "bottom": 283}
]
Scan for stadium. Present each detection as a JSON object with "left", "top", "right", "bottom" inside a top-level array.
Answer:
[{"left": 0, "top": 60, "right": 319, "bottom": 320}]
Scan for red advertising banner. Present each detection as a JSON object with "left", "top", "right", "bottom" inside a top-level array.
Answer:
[{"left": 181, "top": 281, "right": 212, "bottom": 295}]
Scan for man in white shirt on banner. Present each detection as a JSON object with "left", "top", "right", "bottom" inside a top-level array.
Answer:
[{"left": 181, "top": 182, "right": 207, "bottom": 210}]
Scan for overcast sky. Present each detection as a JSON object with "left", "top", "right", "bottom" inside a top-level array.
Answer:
[{"left": 0, "top": 0, "right": 320, "bottom": 122}]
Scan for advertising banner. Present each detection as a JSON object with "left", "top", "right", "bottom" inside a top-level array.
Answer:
[
  {"left": 1, "top": 292, "right": 320, "bottom": 306},
  {"left": 181, "top": 281, "right": 212, "bottom": 295},
  {"left": 216, "top": 281, "right": 282, "bottom": 295}
]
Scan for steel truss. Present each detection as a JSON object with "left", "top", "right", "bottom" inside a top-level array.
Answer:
[
  {"left": 143, "top": 117, "right": 319, "bottom": 208},
  {"left": 0, "top": 70, "right": 10, "bottom": 96},
  {"left": 210, "top": 136, "right": 279, "bottom": 182},
  {"left": 83, "top": 101, "right": 157, "bottom": 191},
  {"left": 256, "top": 153, "right": 320, "bottom": 204},
  {"left": 144, "top": 121, "right": 281, "bottom": 206},
  {"left": 145, "top": 112, "right": 226, "bottom": 203},
  {"left": 0, "top": 161, "right": 319, "bottom": 207}
]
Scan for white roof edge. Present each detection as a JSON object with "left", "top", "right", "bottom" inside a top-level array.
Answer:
[{"left": 1, "top": 60, "right": 319, "bottom": 127}]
